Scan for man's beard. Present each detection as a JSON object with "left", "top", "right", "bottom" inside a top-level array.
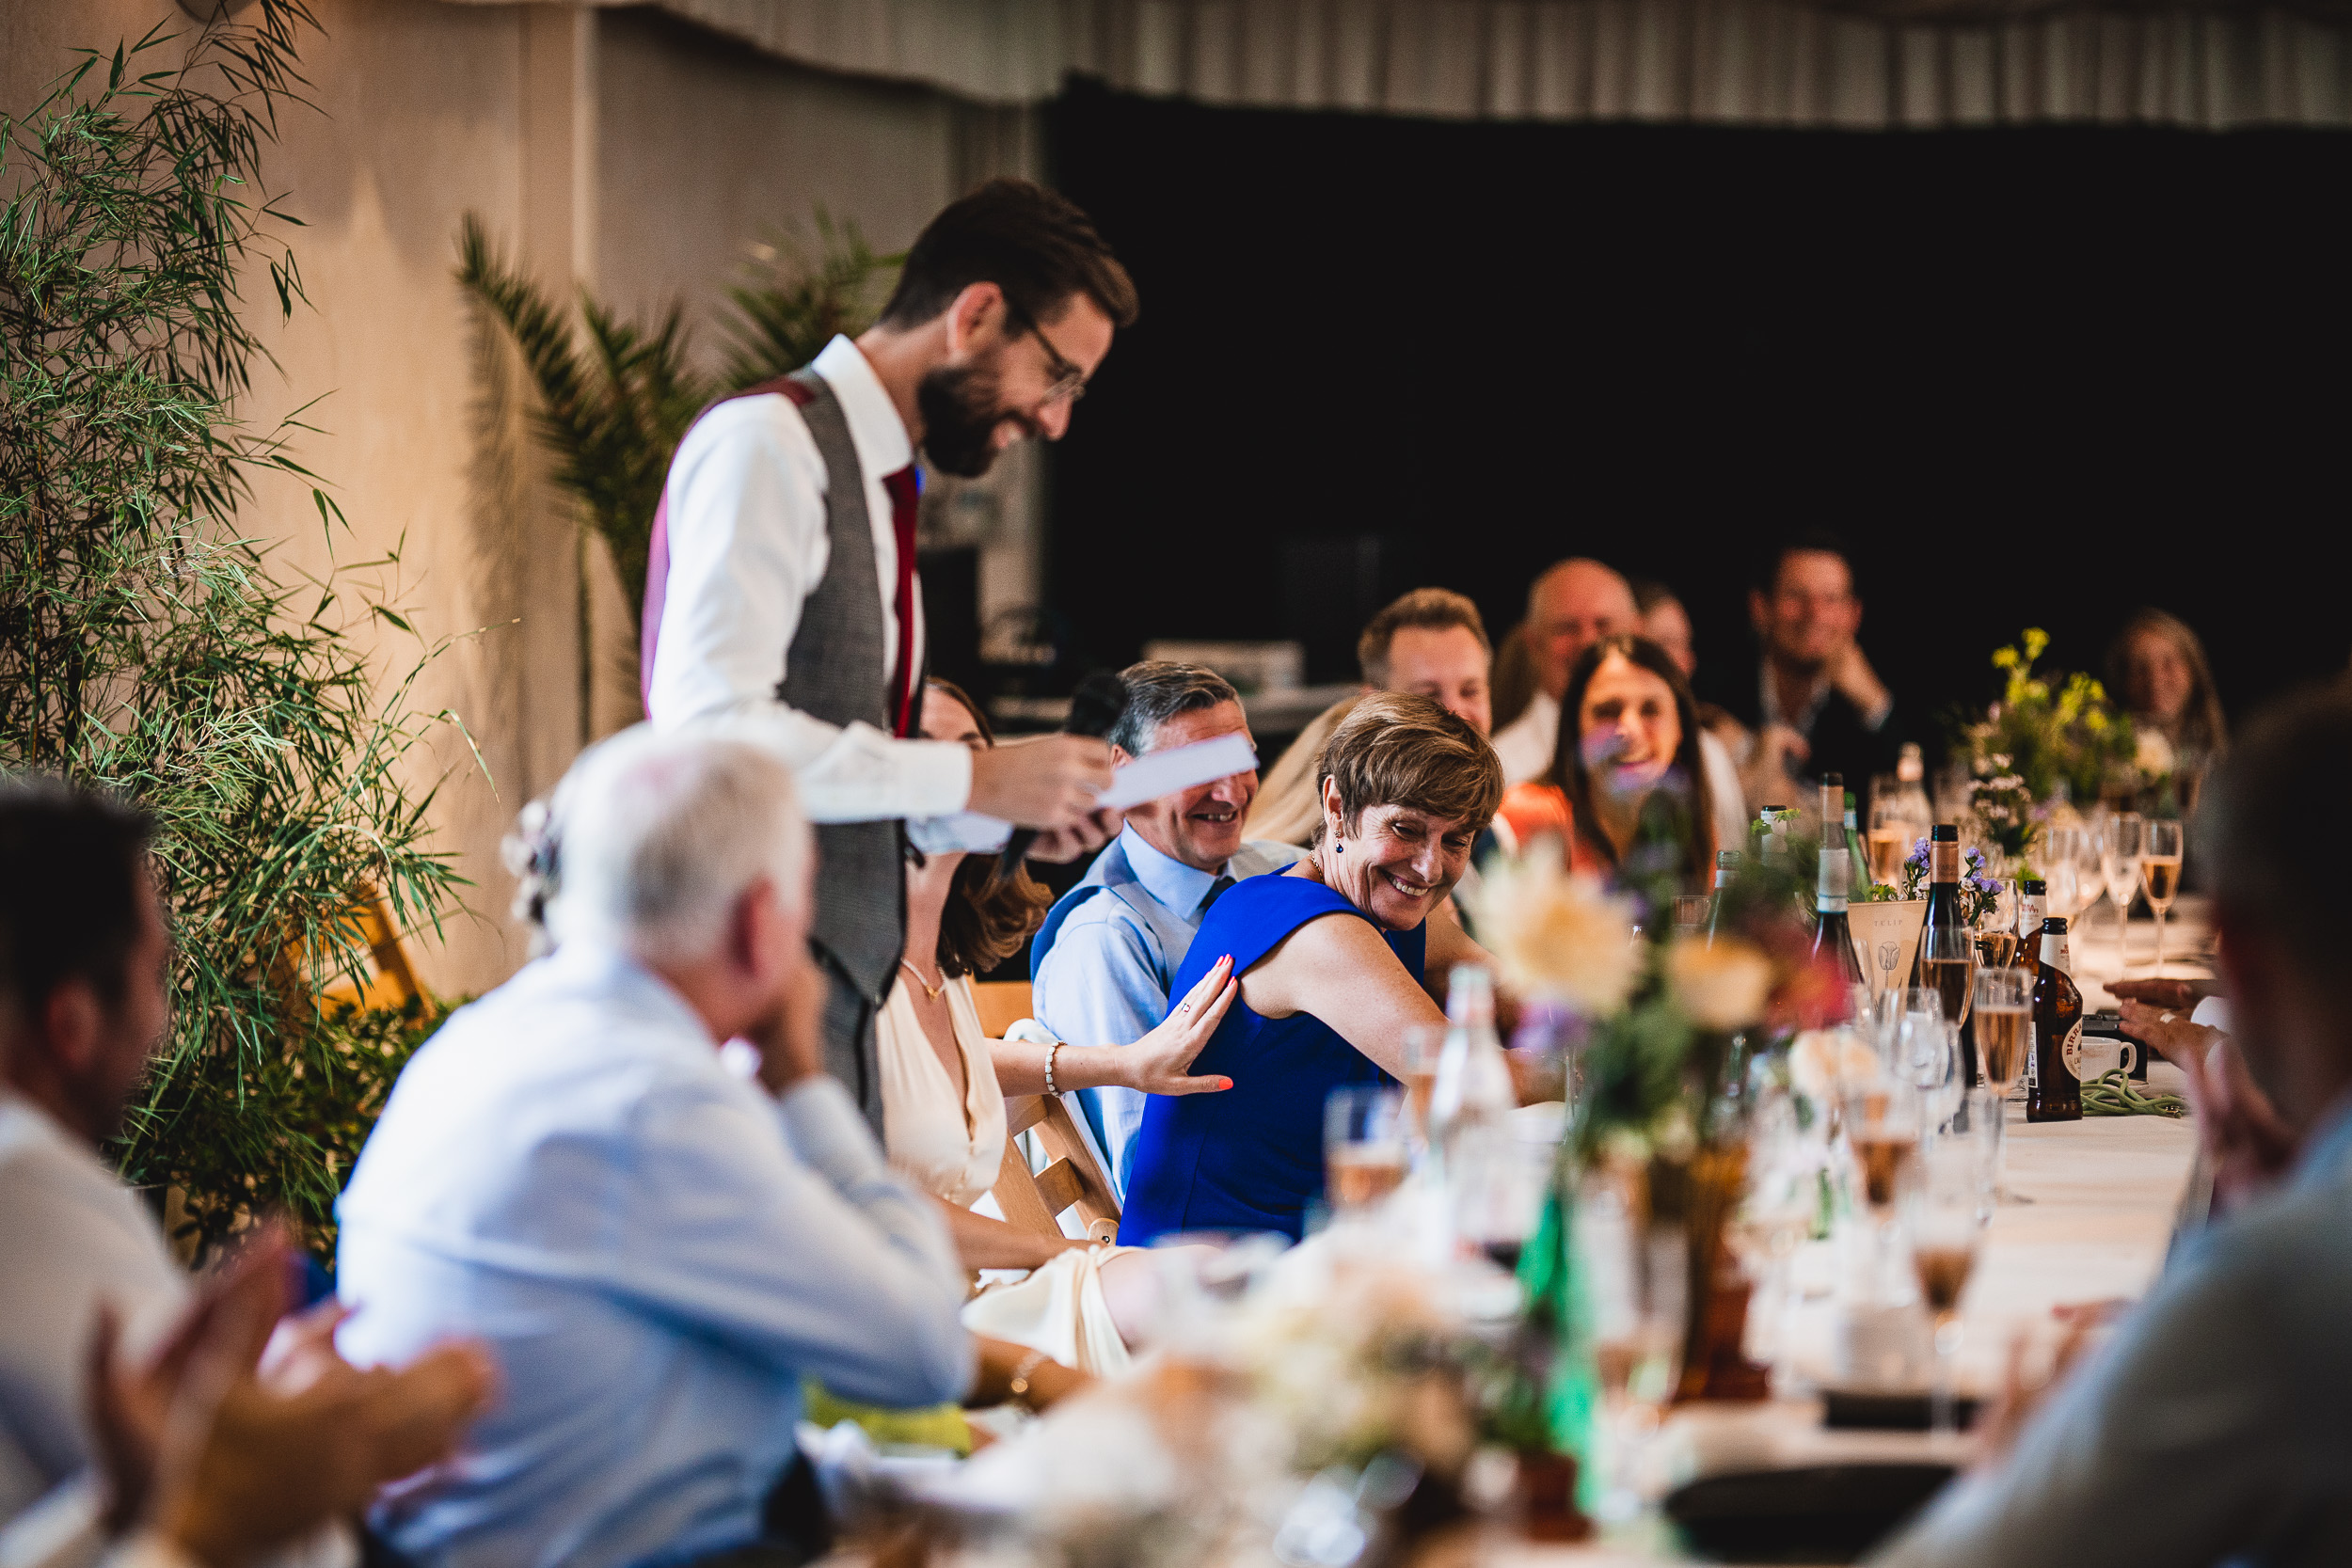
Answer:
[{"left": 916, "top": 361, "right": 1013, "bottom": 479}]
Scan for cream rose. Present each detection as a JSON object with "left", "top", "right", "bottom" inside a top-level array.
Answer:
[
  {"left": 1469, "top": 850, "right": 1645, "bottom": 1018},
  {"left": 1664, "top": 934, "right": 1773, "bottom": 1031}
]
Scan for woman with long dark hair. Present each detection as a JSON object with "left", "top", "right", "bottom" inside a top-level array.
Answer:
[{"left": 1495, "top": 633, "right": 1718, "bottom": 888}]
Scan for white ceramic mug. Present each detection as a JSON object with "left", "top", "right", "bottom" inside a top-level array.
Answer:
[{"left": 2077, "top": 1035, "right": 2138, "bottom": 1078}]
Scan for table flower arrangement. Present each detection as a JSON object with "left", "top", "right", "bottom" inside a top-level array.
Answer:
[
  {"left": 1896, "top": 837, "right": 2008, "bottom": 926},
  {"left": 1959, "top": 629, "right": 2141, "bottom": 840},
  {"left": 1473, "top": 837, "right": 1848, "bottom": 1417}
]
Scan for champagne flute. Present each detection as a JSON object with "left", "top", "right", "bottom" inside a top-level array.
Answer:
[
  {"left": 1972, "top": 969, "right": 2030, "bottom": 1201},
  {"left": 1906, "top": 1137, "right": 1988, "bottom": 1438},
  {"left": 1866, "top": 782, "right": 1912, "bottom": 886},
  {"left": 2141, "top": 818, "right": 2185, "bottom": 972},
  {"left": 2103, "top": 813, "right": 2144, "bottom": 969},
  {"left": 2071, "top": 826, "right": 2105, "bottom": 927}
]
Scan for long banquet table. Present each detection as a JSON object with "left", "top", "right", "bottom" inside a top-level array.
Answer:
[{"left": 1501, "top": 912, "right": 2209, "bottom": 1566}]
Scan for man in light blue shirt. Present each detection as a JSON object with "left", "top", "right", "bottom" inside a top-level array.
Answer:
[
  {"left": 1031, "top": 663, "right": 1297, "bottom": 1192},
  {"left": 1871, "top": 688, "right": 2352, "bottom": 1568},
  {"left": 338, "top": 730, "right": 970, "bottom": 1568}
]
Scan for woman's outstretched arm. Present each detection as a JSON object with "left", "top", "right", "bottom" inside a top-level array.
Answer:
[{"left": 988, "top": 958, "right": 1238, "bottom": 1097}]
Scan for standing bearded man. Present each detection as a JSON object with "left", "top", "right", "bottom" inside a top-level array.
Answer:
[{"left": 644, "top": 179, "right": 1136, "bottom": 1135}]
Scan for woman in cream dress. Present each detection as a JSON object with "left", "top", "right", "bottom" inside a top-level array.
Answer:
[{"left": 880, "top": 680, "right": 1238, "bottom": 1280}]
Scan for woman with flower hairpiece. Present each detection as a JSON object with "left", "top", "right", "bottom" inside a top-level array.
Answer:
[
  {"left": 1494, "top": 634, "right": 1718, "bottom": 889},
  {"left": 1120, "top": 692, "right": 1511, "bottom": 1244}
]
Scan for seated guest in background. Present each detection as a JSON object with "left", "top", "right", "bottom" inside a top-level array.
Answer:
[
  {"left": 1248, "top": 587, "right": 1493, "bottom": 847},
  {"left": 1490, "top": 558, "right": 1634, "bottom": 787},
  {"left": 337, "top": 731, "right": 972, "bottom": 1568},
  {"left": 0, "top": 781, "right": 490, "bottom": 1566},
  {"left": 2106, "top": 608, "right": 2229, "bottom": 806},
  {"left": 885, "top": 678, "right": 1236, "bottom": 1271},
  {"left": 1031, "top": 663, "right": 1295, "bottom": 1192},
  {"left": 1871, "top": 686, "right": 2352, "bottom": 1568},
  {"left": 1496, "top": 635, "right": 1718, "bottom": 886},
  {"left": 1722, "top": 531, "right": 1901, "bottom": 804},
  {"left": 1488, "top": 622, "right": 1538, "bottom": 736},
  {"left": 1357, "top": 588, "right": 1492, "bottom": 735},
  {"left": 1495, "top": 560, "right": 1746, "bottom": 857},
  {"left": 1120, "top": 694, "right": 1506, "bottom": 1245},
  {"left": 1243, "top": 692, "right": 1359, "bottom": 847}
]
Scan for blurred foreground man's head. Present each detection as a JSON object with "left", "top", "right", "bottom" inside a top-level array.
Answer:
[
  {"left": 2201, "top": 684, "right": 2352, "bottom": 1137},
  {"left": 0, "top": 780, "right": 167, "bottom": 1145}
]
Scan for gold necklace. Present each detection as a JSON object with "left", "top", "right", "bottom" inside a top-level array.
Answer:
[{"left": 899, "top": 958, "right": 946, "bottom": 1001}]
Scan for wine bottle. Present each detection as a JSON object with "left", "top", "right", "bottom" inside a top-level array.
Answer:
[
  {"left": 2010, "top": 878, "right": 2046, "bottom": 982},
  {"left": 1429, "top": 964, "right": 1516, "bottom": 1163},
  {"left": 1705, "top": 850, "right": 1740, "bottom": 946},
  {"left": 1843, "top": 789, "right": 1873, "bottom": 895},
  {"left": 1913, "top": 824, "right": 1978, "bottom": 1085},
  {"left": 2024, "top": 918, "right": 2084, "bottom": 1122},
  {"left": 1812, "top": 840, "right": 1866, "bottom": 985}
]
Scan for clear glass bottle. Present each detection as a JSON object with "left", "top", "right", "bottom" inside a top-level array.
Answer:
[{"left": 1429, "top": 964, "right": 1515, "bottom": 1163}]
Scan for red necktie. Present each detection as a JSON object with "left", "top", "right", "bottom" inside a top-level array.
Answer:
[{"left": 881, "top": 466, "right": 921, "bottom": 736}]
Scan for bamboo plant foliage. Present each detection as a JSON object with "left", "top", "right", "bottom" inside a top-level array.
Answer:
[
  {"left": 1, "top": 4, "right": 472, "bottom": 1251},
  {"left": 457, "top": 212, "right": 901, "bottom": 624}
]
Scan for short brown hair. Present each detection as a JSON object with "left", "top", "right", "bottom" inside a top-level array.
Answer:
[
  {"left": 1312, "top": 691, "right": 1503, "bottom": 846},
  {"left": 1356, "top": 588, "right": 1491, "bottom": 689},
  {"left": 881, "top": 178, "right": 1138, "bottom": 332},
  {"left": 924, "top": 679, "right": 1054, "bottom": 977}
]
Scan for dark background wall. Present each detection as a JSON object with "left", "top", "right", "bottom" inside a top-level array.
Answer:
[{"left": 1040, "top": 81, "right": 2351, "bottom": 741}]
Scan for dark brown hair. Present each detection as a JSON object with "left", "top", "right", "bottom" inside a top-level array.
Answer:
[
  {"left": 2106, "top": 609, "right": 2228, "bottom": 760},
  {"left": 880, "top": 178, "right": 1139, "bottom": 333},
  {"left": 1548, "top": 634, "right": 1717, "bottom": 883},
  {"left": 924, "top": 679, "right": 1054, "bottom": 978},
  {"left": 1356, "top": 588, "right": 1490, "bottom": 689},
  {"left": 1312, "top": 691, "right": 1504, "bottom": 847}
]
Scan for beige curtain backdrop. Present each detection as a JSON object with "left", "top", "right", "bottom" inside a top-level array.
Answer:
[{"left": 450, "top": 0, "right": 2352, "bottom": 127}]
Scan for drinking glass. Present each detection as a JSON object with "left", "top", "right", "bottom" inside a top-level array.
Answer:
[
  {"left": 2104, "top": 813, "right": 2145, "bottom": 967},
  {"left": 2070, "top": 827, "right": 2106, "bottom": 926},
  {"left": 2141, "top": 818, "right": 2185, "bottom": 971},
  {"left": 1580, "top": 1168, "right": 1687, "bottom": 1521},
  {"left": 1866, "top": 781, "right": 1915, "bottom": 886},
  {"left": 1844, "top": 1078, "right": 1922, "bottom": 1223},
  {"left": 1971, "top": 969, "right": 2030, "bottom": 1198},
  {"left": 1448, "top": 1120, "right": 1551, "bottom": 1271},
  {"left": 1921, "top": 915, "right": 1977, "bottom": 1056},
  {"left": 2039, "top": 827, "right": 2083, "bottom": 922},
  {"left": 1325, "top": 1086, "right": 1408, "bottom": 1215},
  {"left": 1907, "top": 1137, "right": 1990, "bottom": 1437},
  {"left": 1672, "top": 893, "right": 1711, "bottom": 939},
  {"left": 1399, "top": 1024, "right": 1442, "bottom": 1153},
  {"left": 1730, "top": 1091, "right": 1815, "bottom": 1370}
]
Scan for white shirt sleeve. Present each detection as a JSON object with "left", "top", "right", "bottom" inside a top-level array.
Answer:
[{"left": 644, "top": 397, "right": 972, "bottom": 826}]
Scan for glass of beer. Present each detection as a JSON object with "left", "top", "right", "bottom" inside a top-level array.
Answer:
[
  {"left": 1907, "top": 1137, "right": 1990, "bottom": 1437},
  {"left": 1325, "top": 1086, "right": 1409, "bottom": 1215}
]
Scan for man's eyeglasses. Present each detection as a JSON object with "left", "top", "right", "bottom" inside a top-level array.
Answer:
[{"left": 1006, "top": 304, "right": 1089, "bottom": 407}]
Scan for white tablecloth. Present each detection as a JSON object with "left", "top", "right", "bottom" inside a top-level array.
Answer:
[{"left": 1500, "top": 1084, "right": 2201, "bottom": 1565}]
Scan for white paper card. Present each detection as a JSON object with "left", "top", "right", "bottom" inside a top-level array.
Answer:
[{"left": 1095, "top": 733, "right": 1259, "bottom": 811}]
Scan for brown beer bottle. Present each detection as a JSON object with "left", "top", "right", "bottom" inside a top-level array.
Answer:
[{"left": 2024, "top": 916, "right": 2084, "bottom": 1122}]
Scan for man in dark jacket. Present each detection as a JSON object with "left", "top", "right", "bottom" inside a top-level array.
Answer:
[{"left": 1720, "top": 532, "right": 1904, "bottom": 798}]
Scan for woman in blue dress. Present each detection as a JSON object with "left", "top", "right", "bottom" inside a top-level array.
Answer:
[{"left": 1120, "top": 693, "right": 1509, "bottom": 1244}]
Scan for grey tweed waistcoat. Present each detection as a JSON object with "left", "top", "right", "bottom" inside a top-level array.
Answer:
[{"left": 771, "top": 368, "right": 912, "bottom": 1133}]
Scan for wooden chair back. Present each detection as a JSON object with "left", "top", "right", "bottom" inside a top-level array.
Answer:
[
  {"left": 971, "top": 979, "right": 1034, "bottom": 1039},
  {"left": 991, "top": 1091, "right": 1120, "bottom": 1245}
]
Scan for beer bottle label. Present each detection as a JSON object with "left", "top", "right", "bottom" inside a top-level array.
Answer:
[
  {"left": 2026, "top": 1027, "right": 2039, "bottom": 1088},
  {"left": 2059, "top": 1020, "right": 2085, "bottom": 1081}
]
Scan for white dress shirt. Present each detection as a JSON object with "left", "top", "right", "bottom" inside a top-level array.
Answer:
[
  {"left": 1491, "top": 691, "right": 1749, "bottom": 854},
  {"left": 336, "top": 942, "right": 971, "bottom": 1568},
  {"left": 0, "top": 1094, "right": 187, "bottom": 1527},
  {"left": 645, "top": 335, "right": 973, "bottom": 830}
]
